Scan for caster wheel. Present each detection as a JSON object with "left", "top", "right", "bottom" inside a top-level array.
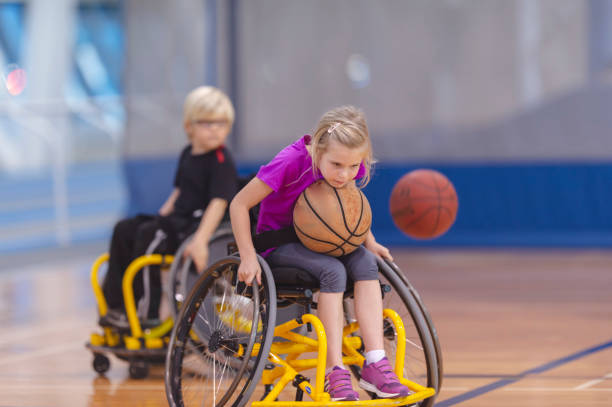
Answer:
[
  {"left": 129, "top": 359, "right": 149, "bottom": 379},
  {"left": 93, "top": 354, "right": 110, "bottom": 374}
]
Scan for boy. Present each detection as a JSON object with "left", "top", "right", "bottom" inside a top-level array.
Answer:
[{"left": 101, "top": 86, "right": 238, "bottom": 328}]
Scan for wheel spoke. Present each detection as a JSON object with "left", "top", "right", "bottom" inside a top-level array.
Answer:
[{"left": 166, "top": 256, "right": 276, "bottom": 407}]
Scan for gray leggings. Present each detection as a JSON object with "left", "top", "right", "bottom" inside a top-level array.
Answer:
[{"left": 266, "top": 243, "right": 379, "bottom": 293}]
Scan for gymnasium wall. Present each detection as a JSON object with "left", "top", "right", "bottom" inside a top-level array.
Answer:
[{"left": 122, "top": 0, "right": 612, "bottom": 247}]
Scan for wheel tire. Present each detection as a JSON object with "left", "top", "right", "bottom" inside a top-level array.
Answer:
[
  {"left": 167, "top": 228, "right": 234, "bottom": 319},
  {"left": 385, "top": 259, "right": 444, "bottom": 391},
  {"left": 165, "top": 255, "right": 277, "bottom": 407},
  {"left": 345, "top": 259, "right": 441, "bottom": 407},
  {"left": 129, "top": 359, "right": 149, "bottom": 379},
  {"left": 93, "top": 353, "right": 110, "bottom": 374}
]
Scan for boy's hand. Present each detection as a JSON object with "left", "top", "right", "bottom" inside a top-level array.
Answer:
[
  {"left": 158, "top": 205, "right": 172, "bottom": 217},
  {"left": 237, "top": 256, "right": 262, "bottom": 286},
  {"left": 364, "top": 240, "right": 394, "bottom": 262},
  {"left": 183, "top": 239, "right": 209, "bottom": 273}
]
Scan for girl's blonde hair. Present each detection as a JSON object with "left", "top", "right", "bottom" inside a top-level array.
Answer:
[
  {"left": 311, "top": 105, "right": 374, "bottom": 187},
  {"left": 183, "top": 86, "right": 235, "bottom": 137}
]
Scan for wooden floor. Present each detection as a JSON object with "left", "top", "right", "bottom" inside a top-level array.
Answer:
[{"left": 1, "top": 245, "right": 611, "bottom": 406}]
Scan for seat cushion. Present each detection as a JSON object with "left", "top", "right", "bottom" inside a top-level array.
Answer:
[{"left": 271, "top": 266, "right": 319, "bottom": 290}]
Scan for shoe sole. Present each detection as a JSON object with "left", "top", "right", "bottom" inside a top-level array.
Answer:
[
  {"left": 327, "top": 386, "right": 359, "bottom": 401},
  {"left": 358, "top": 378, "right": 409, "bottom": 399},
  {"left": 327, "top": 387, "right": 359, "bottom": 401}
]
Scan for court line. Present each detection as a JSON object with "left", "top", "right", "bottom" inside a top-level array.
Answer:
[
  {"left": 436, "top": 338, "right": 612, "bottom": 407},
  {"left": 444, "top": 373, "right": 601, "bottom": 380},
  {"left": 574, "top": 372, "right": 612, "bottom": 390},
  {"left": 505, "top": 387, "right": 612, "bottom": 392},
  {"left": 438, "top": 387, "right": 470, "bottom": 391}
]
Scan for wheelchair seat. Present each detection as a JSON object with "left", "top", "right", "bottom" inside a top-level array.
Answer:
[{"left": 271, "top": 265, "right": 319, "bottom": 300}]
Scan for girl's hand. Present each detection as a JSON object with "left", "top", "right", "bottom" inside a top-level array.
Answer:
[
  {"left": 183, "top": 239, "right": 209, "bottom": 273},
  {"left": 364, "top": 240, "right": 394, "bottom": 262},
  {"left": 238, "top": 256, "right": 262, "bottom": 286}
]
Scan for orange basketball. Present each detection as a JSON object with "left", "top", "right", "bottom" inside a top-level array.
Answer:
[
  {"left": 389, "top": 169, "right": 458, "bottom": 239},
  {"left": 293, "top": 180, "right": 371, "bottom": 256}
]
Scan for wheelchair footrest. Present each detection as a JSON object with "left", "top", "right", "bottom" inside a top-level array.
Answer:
[{"left": 251, "top": 389, "right": 433, "bottom": 406}]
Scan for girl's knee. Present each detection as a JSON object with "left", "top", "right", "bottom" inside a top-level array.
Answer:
[
  {"left": 318, "top": 262, "right": 347, "bottom": 293},
  {"left": 346, "top": 247, "right": 379, "bottom": 281}
]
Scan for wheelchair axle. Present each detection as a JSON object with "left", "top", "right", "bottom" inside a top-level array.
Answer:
[{"left": 207, "top": 330, "right": 240, "bottom": 354}]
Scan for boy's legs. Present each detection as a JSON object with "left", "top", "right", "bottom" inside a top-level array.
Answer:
[
  {"left": 132, "top": 215, "right": 189, "bottom": 320},
  {"left": 102, "top": 215, "right": 154, "bottom": 311},
  {"left": 131, "top": 219, "right": 165, "bottom": 319}
]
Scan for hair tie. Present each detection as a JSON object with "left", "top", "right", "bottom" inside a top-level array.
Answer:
[{"left": 328, "top": 123, "right": 341, "bottom": 133}]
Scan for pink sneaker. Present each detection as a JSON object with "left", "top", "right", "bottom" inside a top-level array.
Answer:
[
  {"left": 359, "top": 357, "right": 412, "bottom": 398},
  {"left": 325, "top": 366, "right": 359, "bottom": 401}
]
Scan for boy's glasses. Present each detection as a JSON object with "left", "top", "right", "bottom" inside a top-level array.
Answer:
[{"left": 193, "top": 119, "right": 229, "bottom": 129}]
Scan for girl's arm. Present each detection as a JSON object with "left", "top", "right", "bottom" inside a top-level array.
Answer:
[
  {"left": 159, "top": 188, "right": 180, "bottom": 216},
  {"left": 229, "top": 177, "right": 273, "bottom": 285},
  {"left": 364, "top": 230, "right": 393, "bottom": 261},
  {"left": 183, "top": 198, "right": 228, "bottom": 272}
]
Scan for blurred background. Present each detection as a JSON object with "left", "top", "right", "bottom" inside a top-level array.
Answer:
[{"left": 2, "top": 0, "right": 612, "bottom": 257}]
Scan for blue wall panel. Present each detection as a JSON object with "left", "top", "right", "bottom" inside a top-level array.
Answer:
[
  {"left": 124, "top": 156, "right": 177, "bottom": 216},
  {"left": 363, "top": 163, "right": 612, "bottom": 247},
  {"left": 125, "top": 158, "right": 612, "bottom": 248}
]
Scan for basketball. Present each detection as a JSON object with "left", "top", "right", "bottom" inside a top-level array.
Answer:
[
  {"left": 389, "top": 169, "right": 458, "bottom": 239},
  {"left": 293, "top": 180, "right": 372, "bottom": 256}
]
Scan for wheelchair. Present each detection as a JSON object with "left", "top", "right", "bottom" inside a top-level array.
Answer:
[
  {"left": 86, "top": 223, "right": 235, "bottom": 379},
  {"left": 164, "top": 249, "right": 443, "bottom": 407}
]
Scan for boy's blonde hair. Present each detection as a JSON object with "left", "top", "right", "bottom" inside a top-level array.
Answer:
[
  {"left": 311, "top": 105, "right": 374, "bottom": 187},
  {"left": 183, "top": 86, "right": 235, "bottom": 132}
]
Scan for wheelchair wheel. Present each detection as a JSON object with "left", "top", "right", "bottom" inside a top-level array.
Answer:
[
  {"left": 165, "top": 255, "right": 277, "bottom": 407},
  {"left": 166, "top": 227, "right": 234, "bottom": 319},
  {"left": 92, "top": 353, "right": 110, "bottom": 374},
  {"left": 344, "top": 258, "right": 441, "bottom": 407},
  {"left": 129, "top": 359, "right": 149, "bottom": 379},
  {"left": 384, "top": 259, "right": 444, "bottom": 391}
]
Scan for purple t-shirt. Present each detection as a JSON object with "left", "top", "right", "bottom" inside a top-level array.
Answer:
[{"left": 256, "top": 135, "right": 365, "bottom": 235}]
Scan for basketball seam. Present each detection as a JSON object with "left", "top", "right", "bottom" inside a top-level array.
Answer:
[
  {"left": 301, "top": 187, "right": 361, "bottom": 250},
  {"left": 390, "top": 196, "right": 456, "bottom": 217},
  {"left": 400, "top": 179, "right": 453, "bottom": 194},
  {"left": 392, "top": 171, "right": 457, "bottom": 238},
  {"left": 293, "top": 222, "right": 347, "bottom": 256},
  {"left": 397, "top": 206, "right": 442, "bottom": 231},
  {"left": 332, "top": 186, "right": 368, "bottom": 238},
  {"left": 353, "top": 190, "right": 369, "bottom": 237},
  {"left": 433, "top": 174, "right": 442, "bottom": 234},
  {"left": 302, "top": 190, "right": 360, "bottom": 248},
  {"left": 392, "top": 195, "right": 457, "bottom": 202}
]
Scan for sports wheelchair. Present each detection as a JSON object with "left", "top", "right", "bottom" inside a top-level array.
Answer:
[
  {"left": 164, "top": 250, "right": 442, "bottom": 407},
  {"left": 86, "top": 224, "right": 235, "bottom": 379}
]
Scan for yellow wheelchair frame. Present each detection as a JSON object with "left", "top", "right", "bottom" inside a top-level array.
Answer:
[
  {"left": 165, "top": 254, "right": 441, "bottom": 407},
  {"left": 86, "top": 227, "right": 235, "bottom": 378},
  {"left": 87, "top": 253, "right": 175, "bottom": 378},
  {"left": 251, "top": 310, "right": 435, "bottom": 406}
]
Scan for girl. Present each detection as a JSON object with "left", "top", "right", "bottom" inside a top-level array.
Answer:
[{"left": 229, "top": 106, "right": 411, "bottom": 401}]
